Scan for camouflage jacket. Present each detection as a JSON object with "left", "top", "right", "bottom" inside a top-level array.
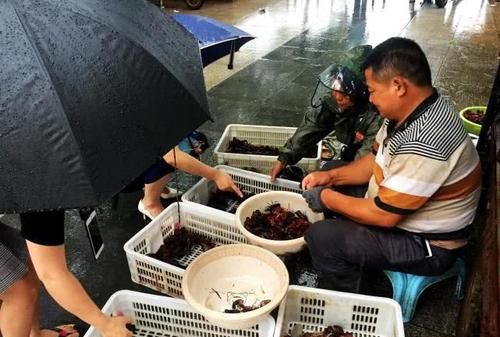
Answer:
[{"left": 278, "top": 97, "right": 381, "bottom": 165}]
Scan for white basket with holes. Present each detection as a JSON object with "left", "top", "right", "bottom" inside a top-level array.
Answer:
[
  {"left": 83, "top": 290, "right": 275, "bottom": 337},
  {"left": 182, "top": 165, "right": 302, "bottom": 214},
  {"left": 123, "top": 202, "right": 247, "bottom": 298},
  {"left": 213, "top": 124, "right": 322, "bottom": 173},
  {"left": 275, "top": 286, "right": 405, "bottom": 337}
]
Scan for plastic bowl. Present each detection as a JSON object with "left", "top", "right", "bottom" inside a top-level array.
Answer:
[
  {"left": 182, "top": 244, "right": 289, "bottom": 329},
  {"left": 235, "top": 191, "right": 324, "bottom": 255},
  {"left": 459, "top": 106, "right": 486, "bottom": 136}
]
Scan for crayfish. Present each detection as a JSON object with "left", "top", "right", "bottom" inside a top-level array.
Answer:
[
  {"left": 244, "top": 203, "right": 311, "bottom": 240},
  {"left": 148, "top": 227, "right": 216, "bottom": 269},
  {"left": 284, "top": 325, "right": 353, "bottom": 337},
  {"left": 224, "top": 299, "right": 271, "bottom": 313},
  {"left": 226, "top": 137, "right": 280, "bottom": 155}
]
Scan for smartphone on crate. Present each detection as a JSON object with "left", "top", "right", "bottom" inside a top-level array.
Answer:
[{"left": 80, "top": 209, "right": 104, "bottom": 260}]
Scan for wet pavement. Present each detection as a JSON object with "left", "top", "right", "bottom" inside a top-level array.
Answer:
[{"left": 1, "top": 0, "right": 498, "bottom": 335}]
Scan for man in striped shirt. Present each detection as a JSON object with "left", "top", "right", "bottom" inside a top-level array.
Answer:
[{"left": 302, "top": 37, "right": 481, "bottom": 292}]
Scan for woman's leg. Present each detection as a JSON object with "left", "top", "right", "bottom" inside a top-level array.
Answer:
[
  {"left": 0, "top": 269, "right": 38, "bottom": 337},
  {"left": 140, "top": 158, "right": 176, "bottom": 219},
  {"left": 160, "top": 173, "right": 179, "bottom": 198},
  {"left": 0, "top": 266, "right": 79, "bottom": 337},
  {"left": 142, "top": 174, "right": 170, "bottom": 218}
]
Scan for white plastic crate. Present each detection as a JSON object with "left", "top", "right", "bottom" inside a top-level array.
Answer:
[
  {"left": 275, "top": 285, "right": 405, "bottom": 337},
  {"left": 213, "top": 124, "right": 322, "bottom": 173},
  {"left": 84, "top": 290, "right": 275, "bottom": 337},
  {"left": 182, "top": 165, "right": 302, "bottom": 214},
  {"left": 123, "top": 202, "right": 247, "bottom": 298}
]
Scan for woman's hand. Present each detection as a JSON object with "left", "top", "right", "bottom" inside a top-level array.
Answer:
[
  {"left": 302, "top": 171, "right": 333, "bottom": 190},
  {"left": 100, "top": 316, "right": 133, "bottom": 337},
  {"left": 213, "top": 170, "right": 243, "bottom": 197}
]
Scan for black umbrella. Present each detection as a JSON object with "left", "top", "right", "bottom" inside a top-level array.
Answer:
[{"left": 0, "top": 0, "right": 211, "bottom": 213}]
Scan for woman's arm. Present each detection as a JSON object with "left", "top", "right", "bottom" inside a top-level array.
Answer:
[
  {"left": 164, "top": 147, "right": 216, "bottom": 178},
  {"left": 163, "top": 148, "right": 242, "bottom": 196},
  {"left": 26, "top": 241, "right": 132, "bottom": 337}
]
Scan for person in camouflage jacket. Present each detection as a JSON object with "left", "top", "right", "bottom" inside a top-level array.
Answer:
[{"left": 270, "top": 45, "right": 382, "bottom": 181}]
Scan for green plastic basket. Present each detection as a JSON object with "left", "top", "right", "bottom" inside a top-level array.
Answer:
[{"left": 459, "top": 106, "right": 486, "bottom": 136}]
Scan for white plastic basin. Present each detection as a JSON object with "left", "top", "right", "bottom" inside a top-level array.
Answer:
[
  {"left": 235, "top": 191, "right": 324, "bottom": 255},
  {"left": 182, "top": 244, "right": 289, "bottom": 329}
]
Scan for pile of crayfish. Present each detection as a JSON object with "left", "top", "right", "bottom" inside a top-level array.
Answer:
[
  {"left": 463, "top": 109, "right": 485, "bottom": 125},
  {"left": 226, "top": 137, "right": 280, "bottom": 155},
  {"left": 148, "top": 227, "right": 216, "bottom": 269},
  {"left": 284, "top": 325, "right": 353, "bottom": 337},
  {"left": 244, "top": 203, "right": 311, "bottom": 240}
]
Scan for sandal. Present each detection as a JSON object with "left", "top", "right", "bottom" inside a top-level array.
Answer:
[
  {"left": 44, "top": 324, "right": 80, "bottom": 337},
  {"left": 160, "top": 186, "right": 180, "bottom": 199}
]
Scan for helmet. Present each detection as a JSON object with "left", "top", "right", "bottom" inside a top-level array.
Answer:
[
  {"left": 318, "top": 64, "right": 367, "bottom": 100},
  {"left": 310, "top": 45, "right": 372, "bottom": 108}
]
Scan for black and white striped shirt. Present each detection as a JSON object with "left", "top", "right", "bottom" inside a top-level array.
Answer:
[{"left": 367, "top": 93, "right": 481, "bottom": 234}]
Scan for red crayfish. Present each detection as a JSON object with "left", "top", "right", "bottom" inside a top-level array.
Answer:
[
  {"left": 148, "top": 227, "right": 216, "bottom": 269},
  {"left": 244, "top": 203, "right": 311, "bottom": 240}
]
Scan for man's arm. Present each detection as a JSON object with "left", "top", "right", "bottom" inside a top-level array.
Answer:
[
  {"left": 329, "top": 152, "right": 375, "bottom": 185},
  {"left": 302, "top": 152, "right": 375, "bottom": 189},
  {"left": 355, "top": 110, "right": 382, "bottom": 158},
  {"left": 278, "top": 102, "right": 336, "bottom": 165},
  {"left": 320, "top": 189, "right": 403, "bottom": 227}
]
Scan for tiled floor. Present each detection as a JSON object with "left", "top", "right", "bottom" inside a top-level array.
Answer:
[{"left": 1, "top": 0, "right": 497, "bottom": 335}]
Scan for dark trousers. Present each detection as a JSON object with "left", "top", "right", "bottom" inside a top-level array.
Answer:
[{"left": 305, "top": 180, "right": 463, "bottom": 293}]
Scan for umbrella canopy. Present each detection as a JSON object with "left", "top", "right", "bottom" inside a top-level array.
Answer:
[
  {"left": 173, "top": 14, "right": 255, "bottom": 68},
  {"left": 0, "top": 0, "right": 211, "bottom": 213}
]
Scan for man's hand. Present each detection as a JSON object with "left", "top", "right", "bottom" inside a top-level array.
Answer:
[
  {"left": 213, "top": 169, "right": 243, "bottom": 197},
  {"left": 302, "top": 186, "right": 329, "bottom": 213},
  {"left": 302, "top": 171, "right": 333, "bottom": 190},
  {"left": 270, "top": 161, "right": 286, "bottom": 182}
]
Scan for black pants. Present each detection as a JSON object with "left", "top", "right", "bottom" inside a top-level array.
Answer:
[{"left": 305, "top": 181, "right": 463, "bottom": 293}]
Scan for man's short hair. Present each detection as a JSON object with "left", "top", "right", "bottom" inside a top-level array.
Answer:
[{"left": 361, "top": 37, "right": 432, "bottom": 87}]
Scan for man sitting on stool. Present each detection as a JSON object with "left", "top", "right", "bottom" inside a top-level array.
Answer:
[{"left": 302, "top": 37, "right": 481, "bottom": 293}]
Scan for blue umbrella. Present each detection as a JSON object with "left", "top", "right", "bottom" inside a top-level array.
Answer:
[{"left": 173, "top": 14, "right": 255, "bottom": 69}]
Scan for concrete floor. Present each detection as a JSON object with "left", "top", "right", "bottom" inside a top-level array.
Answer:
[{"left": 1, "top": 0, "right": 498, "bottom": 336}]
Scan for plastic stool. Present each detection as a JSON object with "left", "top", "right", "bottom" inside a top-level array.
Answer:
[{"left": 384, "top": 258, "right": 466, "bottom": 323}]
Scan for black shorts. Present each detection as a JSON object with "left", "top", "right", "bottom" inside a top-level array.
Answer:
[
  {"left": 143, "top": 160, "right": 175, "bottom": 184},
  {"left": 20, "top": 210, "right": 65, "bottom": 246},
  {"left": 121, "top": 159, "right": 175, "bottom": 193}
]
